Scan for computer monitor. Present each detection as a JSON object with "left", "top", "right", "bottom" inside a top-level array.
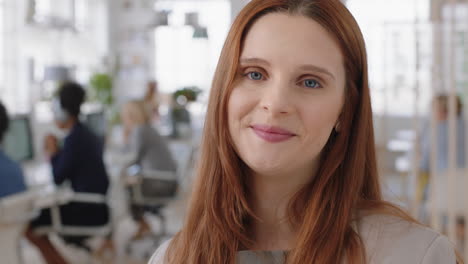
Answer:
[
  {"left": 1, "top": 115, "right": 34, "bottom": 162},
  {"left": 84, "top": 111, "right": 107, "bottom": 141}
]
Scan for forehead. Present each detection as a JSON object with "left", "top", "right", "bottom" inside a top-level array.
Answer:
[{"left": 241, "top": 13, "right": 344, "bottom": 78}]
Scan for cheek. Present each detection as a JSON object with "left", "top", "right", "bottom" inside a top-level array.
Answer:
[
  {"left": 304, "top": 117, "right": 332, "bottom": 145},
  {"left": 301, "top": 104, "right": 341, "bottom": 145},
  {"left": 227, "top": 88, "right": 259, "bottom": 158},
  {"left": 227, "top": 91, "right": 242, "bottom": 149},
  {"left": 228, "top": 89, "right": 255, "bottom": 131}
]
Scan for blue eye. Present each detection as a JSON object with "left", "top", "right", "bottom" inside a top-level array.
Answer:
[
  {"left": 304, "top": 79, "right": 321, "bottom": 88},
  {"left": 247, "top": 72, "right": 263, "bottom": 80}
]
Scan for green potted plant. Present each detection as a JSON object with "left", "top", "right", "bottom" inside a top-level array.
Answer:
[
  {"left": 89, "top": 73, "right": 113, "bottom": 106},
  {"left": 170, "top": 86, "right": 202, "bottom": 138},
  {"left": 172, "top": 86, "right": 201, "bottom": 103},
  {"left": 88, "top": 73, "right": 121, "bottom": 129}
]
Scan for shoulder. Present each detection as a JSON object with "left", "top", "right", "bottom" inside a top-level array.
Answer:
[
  {"left": 131, "top": 125, "right": 153, "bottom": 141},
  {"left": 356, "top": 214, "right": 457, "bottom": 264},
  {"left": 143, "top": 126, "right": 171, "bottom": 148},
  {"left": 65, "top": 123, "right": 85, "bottom": 143},
  {"left": 148, "top": 239, "right": 171, "bottom": 264},
  {"left": 0, "top": 151, "right": 23, "bottom": 176},
  {"left": 142, "top": 124, "right": 163, "bottom": 139},
  {"left": 71, "top": 123, "right": 96, "bottom": 138},
  {"left": 71, "top": 123, "right": 102, "bottom": 146}
]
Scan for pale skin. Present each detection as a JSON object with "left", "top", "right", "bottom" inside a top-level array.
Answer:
[{"left": 228, "top": 13, "right": 346, "bottom": 250}]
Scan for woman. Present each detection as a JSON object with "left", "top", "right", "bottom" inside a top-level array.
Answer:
[
  {"left": 150, "top": 0, "right": 460, "bottom": 263},
  {"left": 121, "top": 100, "right": 177, "bottom": 239},
  {"left": 25, "top": 82, "right": 109, "bottom": 264}
]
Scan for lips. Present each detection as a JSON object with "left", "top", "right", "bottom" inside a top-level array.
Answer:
[{"left": 250, "top": 124, "right": 296, "bottom": 143}]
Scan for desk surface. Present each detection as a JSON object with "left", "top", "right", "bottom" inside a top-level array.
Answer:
[{"left": 23, "top": 161, "right": 52, "bottom": 187}]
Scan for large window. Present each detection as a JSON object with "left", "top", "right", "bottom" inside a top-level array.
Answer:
[
  {"left": 347, "top": 0, "right": 468, "bottom": 117},
  {"left": 0, "top": 0, "right": 107, "bottom": 115},
  {"left": 347, "top": 0, "right": 431, "bottom": 116},
  {"left": 153, "top": 0, "right": 230, "bottom": 95},
  {"left": 0, "top": 0, "right": 21, "bottom": 113},
  {"left": 441, "top": 4, "right": 468, "bottom": 101},
  {"left": 31, "top": 0, "right": 74, "bottom": 28}
]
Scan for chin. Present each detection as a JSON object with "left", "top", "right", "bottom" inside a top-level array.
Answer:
[{"left": 244, "top": 157, "right": 287, "bottom": 176}]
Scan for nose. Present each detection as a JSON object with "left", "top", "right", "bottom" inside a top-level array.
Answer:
[{"left": 259, "top": 80, "right": 294, "bottom": 116}]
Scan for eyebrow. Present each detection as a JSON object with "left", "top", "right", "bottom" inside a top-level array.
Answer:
[
  {"left": 298, "top": 65, "right": 335, "bottom": 80},
  {"left": 239, "top": 57, "right": 336, "bottom": 80},
  {"left": 239, "top": 57, "right": 270, "bottom": 67}
]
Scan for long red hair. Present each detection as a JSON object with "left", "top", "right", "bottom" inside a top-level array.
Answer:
[{"left": 165, "top": 0, "right": 458, "bottom": 263}]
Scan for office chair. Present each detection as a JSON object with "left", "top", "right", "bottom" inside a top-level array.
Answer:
[
  {"left": 124, "top": 139, "right": 195, "bottom": 258},
  {"left": 125, "top": 169, "right": 178, "bottom": 258},
  {"left": 35, "top": 190, "right": 112, "bottom": 253},
  {"left": 131, "top": 169, "right": 178, "bottom": 236},
  {"left": 0, "top": 190, "right": 38, "bottom": 264},
  {"left": 127, "top": 138, "right": 196, "bottom": 237}
]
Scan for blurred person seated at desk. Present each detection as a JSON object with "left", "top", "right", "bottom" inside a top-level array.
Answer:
[
  {"left": 121, "top": 100, "right": 177, "bottom": 239},
  {"left": 25, "top": 82, "right": 110, "bottom": 264},
  {"left": 0, "top": 101, "right": 27, "bottom": 198},
  {"left": 418, "top": 94, "right": 465, "bottom": 201}
]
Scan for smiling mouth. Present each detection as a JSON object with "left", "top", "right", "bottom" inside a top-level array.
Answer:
[{"left": 250, "top": 124, "right": 296, "bottom": 143}]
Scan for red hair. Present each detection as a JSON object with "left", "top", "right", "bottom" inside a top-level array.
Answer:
[{"left": 165, "top": 0, "right": 460, "bottom": 263}]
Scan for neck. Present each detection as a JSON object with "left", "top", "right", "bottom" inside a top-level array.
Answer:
[
  {"left": 250, "top": 168, "right": 314, "bottom": 250},
  {"left": 63, "top": 118, "right": 78, "bottom": 130}
]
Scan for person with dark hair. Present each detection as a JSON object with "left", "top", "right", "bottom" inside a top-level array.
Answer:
[
  {"left": 0, "top": 101, "right": 27, "bottom": 198},
  {"left": 25, "top": 82, "right": 110, "bottom": 264}
]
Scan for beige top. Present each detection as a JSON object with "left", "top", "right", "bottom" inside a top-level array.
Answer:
[{"left": 148, "top": 214, "right": 457, "bottom": 264}]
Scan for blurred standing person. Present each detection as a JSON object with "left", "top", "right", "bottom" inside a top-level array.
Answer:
[
  {"left": 418, "top": 94, "right": 466, "bottom": 244},
  {"left": 418, "top": 94, "right": 465, "bottom": 201},
  {"left": 0, "top": 101, "right": 27, "bottom": 198}
]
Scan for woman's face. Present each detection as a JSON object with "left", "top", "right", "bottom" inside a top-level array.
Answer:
[{"left": 228, "top": 13, "right": 346, "bottom": 180}]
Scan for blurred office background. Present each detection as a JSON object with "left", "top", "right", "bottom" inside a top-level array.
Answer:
[{"left": 0, "top": 0, "right": 467, "bottom": 263}]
